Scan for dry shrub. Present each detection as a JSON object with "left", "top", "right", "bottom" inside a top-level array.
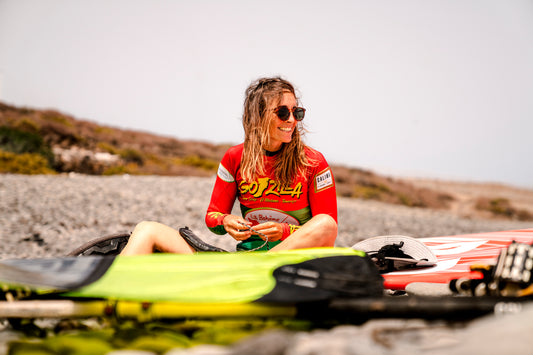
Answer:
[
  {"left": 475, "top": 197, "right": 533, "bottom": 221},
  {"left": 332, "top": 165, "right": 453, "bottom": 209},
  {"left": 180, "top": 155, "right": 218, "bottom": 172},
  {"left": 13, "top": 117, "right": 40, "bottom": 133}
]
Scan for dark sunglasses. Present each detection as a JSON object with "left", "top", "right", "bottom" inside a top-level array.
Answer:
[{"left": 273, "top": 106, "right": 306, "bottom": 121}]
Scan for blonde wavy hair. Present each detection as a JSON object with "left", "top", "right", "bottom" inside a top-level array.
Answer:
[{"left": 240, "top": 77, "right": 314, "bottom": 187}]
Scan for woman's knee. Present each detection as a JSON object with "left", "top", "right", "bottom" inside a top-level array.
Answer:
[
  {"left": 121, "top": 221, "right": 162, "bottom": 255},
  {"left": 315, "top": 214, "right": 337, "bottom": 233},
  {"left": 131, "top": 221, "right": 161, "bottom": 240},
  {"left": 309, "top": 214, "right": 338, "bottom": 246}
]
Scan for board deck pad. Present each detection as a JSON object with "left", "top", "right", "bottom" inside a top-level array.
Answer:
[{"left": 1, "top": 248, "right": 370, "bottom": 304}]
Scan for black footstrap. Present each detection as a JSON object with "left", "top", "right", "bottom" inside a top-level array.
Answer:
[
  {"left": 179, "top": 227, "right": 228, "bottom": 252},
  {"left": 366, "top": 242, "right": 432, "bottom": 273},
  {"left": 67, "top": 233, "right": 132, "bottom": 256}
]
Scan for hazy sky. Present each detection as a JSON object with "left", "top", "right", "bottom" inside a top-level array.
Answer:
[{"left": 1, "top": 0, "right": 532, "bottom": 188}]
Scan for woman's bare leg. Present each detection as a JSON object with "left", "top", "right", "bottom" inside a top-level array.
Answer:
[
  {"left": 120, "top": 221, "right": 195, "bottom": 255},
  {"left": 269, "top": 214, "right": 337, "bottom": 251}
]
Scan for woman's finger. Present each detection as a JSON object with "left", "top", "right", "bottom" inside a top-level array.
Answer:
[{"left": 253, "top": 222, "right": 283, "bottom": 241}]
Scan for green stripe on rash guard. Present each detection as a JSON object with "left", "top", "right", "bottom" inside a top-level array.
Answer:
[
  {"left": 208, "top": 224, "right": 227, "bottom": 235},
  {"left": 236, "top": 236, "right": 281, "bottom": 251},
  {"left": 65, "top": 248, "right": 363, "bottom": 304}
]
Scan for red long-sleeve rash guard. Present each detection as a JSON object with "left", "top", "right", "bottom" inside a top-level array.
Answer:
[{"left": 205, "top": 144, "right": 337, "bottom": 240}]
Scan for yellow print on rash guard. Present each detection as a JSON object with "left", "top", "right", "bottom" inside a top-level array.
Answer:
[
  {"left": 238, "top": 177, "right": 303, "bottom": 199},
  {"left": 207, "top": 211, "right": 226, "bottom": 220}
]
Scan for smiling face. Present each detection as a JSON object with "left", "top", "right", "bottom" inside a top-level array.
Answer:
[{"left": 264, "top": 91, "right": 298, "bottom": 152}]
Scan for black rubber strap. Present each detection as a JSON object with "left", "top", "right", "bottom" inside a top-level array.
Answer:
[{"left": 179, "top": 227, "right": 228, "bottom": 252}]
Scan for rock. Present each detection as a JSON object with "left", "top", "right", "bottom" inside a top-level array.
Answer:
[{"left": 230, "top": 329, "right": 295, "bottom": 355}]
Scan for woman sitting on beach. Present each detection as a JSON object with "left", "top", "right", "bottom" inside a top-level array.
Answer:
[{"left": 120, "top": 77, "right": 338, "bottom": 255}]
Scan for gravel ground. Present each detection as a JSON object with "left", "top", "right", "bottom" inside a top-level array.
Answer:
[
  {"left": 1, "top": 174, "right": 532, "bottom": 354},
  {"left": 1, "top": 174, "right": 530, "bottom": 259}
]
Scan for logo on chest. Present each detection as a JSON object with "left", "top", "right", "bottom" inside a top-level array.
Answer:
[
  {"left": 245, "top": 209, "right": 299, "bottom": 226},
  {"left": 239, "top": 177, "right": 303, "bottom": 199}
]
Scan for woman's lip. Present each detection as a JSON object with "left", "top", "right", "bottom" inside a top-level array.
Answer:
[{"left": 278, "top": 127, "right": 293, "bottom": 132}]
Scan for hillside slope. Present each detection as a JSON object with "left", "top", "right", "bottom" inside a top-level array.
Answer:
[{"left": 1, "top": 101, "right": 532, "bottom": 221}]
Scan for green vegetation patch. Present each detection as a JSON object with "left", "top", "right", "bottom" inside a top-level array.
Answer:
[
  {"left": 0, "top": 150, "right": 56, "bottom": 174},
  {"left": 0, "top": 126, "right": 54, "bottom": 164},
  {"left": 119, "top": 148, "right": 145, "bottom": 165}
]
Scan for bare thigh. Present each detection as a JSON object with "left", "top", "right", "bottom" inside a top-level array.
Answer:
[{"left": 120, "top": 221, "right": 195, "bottom": 255}]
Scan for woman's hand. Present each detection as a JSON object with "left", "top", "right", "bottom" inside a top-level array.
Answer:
[
  {"left": 249, "top": 222, "right": 284, "bottom": 242},
  {"left": 223, "top": 215, "right": 252, "bottom": 241}
]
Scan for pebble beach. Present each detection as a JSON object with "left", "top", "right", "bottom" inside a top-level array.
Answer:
[{"left": 1, "top": 174, "right": 532, "bottom": 354}]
